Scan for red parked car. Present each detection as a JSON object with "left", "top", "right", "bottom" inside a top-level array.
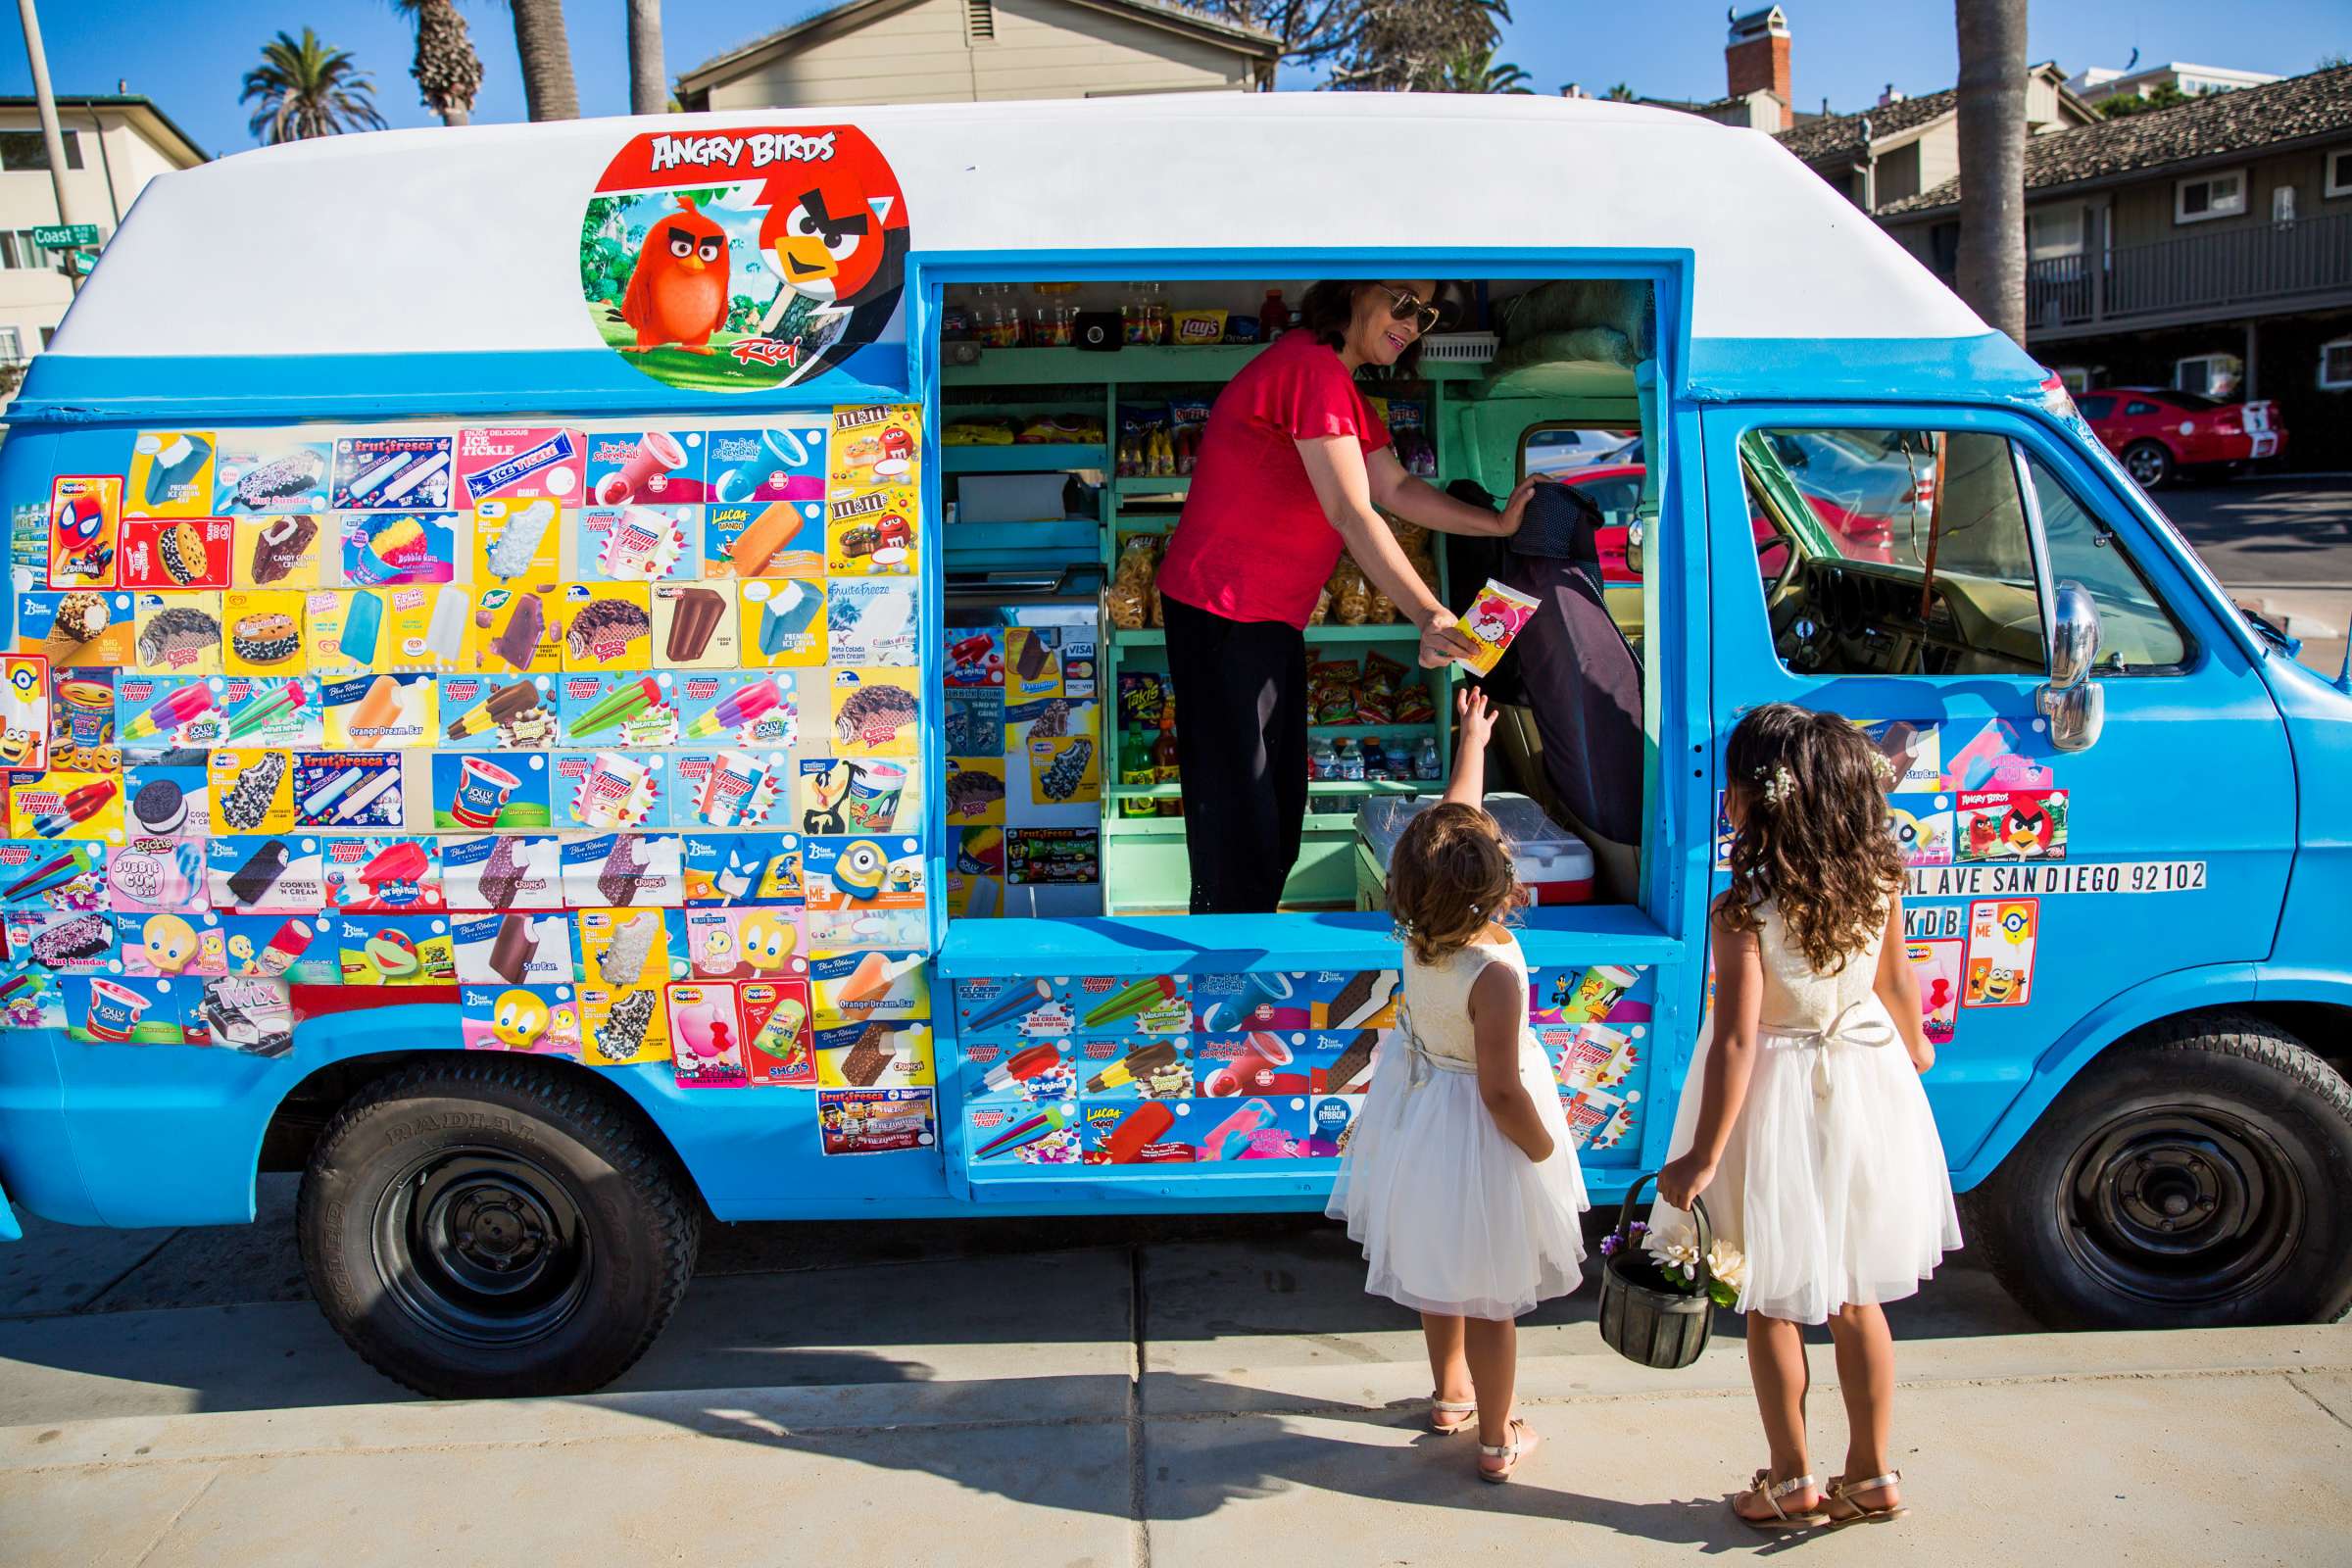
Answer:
[{"left": 2077, "top": 387, "right": 2284, "bottom": 490}]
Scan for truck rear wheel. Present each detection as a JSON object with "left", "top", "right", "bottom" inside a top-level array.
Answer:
[
  {"left": 298, "top": 1058, "right": 699, "bottom": 1398},
  {"left": 1974, "top": 1014, "right": 2352, "bottom": 1329}
]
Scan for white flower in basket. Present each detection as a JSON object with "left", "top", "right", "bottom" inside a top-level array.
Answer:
[
  {"left": 1706, "top": 1240, "right": 1748, "bottom": 1296},
  {"left": 1644, "top": 1223, "right": 1745, "bottom": 1309}
]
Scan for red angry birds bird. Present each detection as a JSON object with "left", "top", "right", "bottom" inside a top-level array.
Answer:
[{"left": 620, "top": 197, "right": 731, "bottom": 355}]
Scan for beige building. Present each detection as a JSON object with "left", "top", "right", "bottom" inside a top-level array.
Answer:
[
  {"left": 0, "top": 94, "right": 207, "bottom": 369},
  {"left": 677, "top": 0, "right": 1279, "bottom": 112}
]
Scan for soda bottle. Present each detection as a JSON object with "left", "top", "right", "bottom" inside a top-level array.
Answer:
[{"left": 1258, "top": 288, "right": 1288, "bottom": 342}]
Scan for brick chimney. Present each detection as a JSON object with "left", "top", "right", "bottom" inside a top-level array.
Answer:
[{"left": 1726, "top": 6, "right": 1792, "bottom": 130}]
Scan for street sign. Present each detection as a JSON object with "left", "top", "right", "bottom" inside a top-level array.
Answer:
[
  {"left": 30, "top": 223, "right": 97, "bottom": 249},
  {"left": 66, "top": 250, "right": 96, "bottom": 276}
]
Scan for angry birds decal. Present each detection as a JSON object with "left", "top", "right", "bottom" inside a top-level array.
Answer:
[{"left": 620, "top": 197, "right": 731, "bottom": 356}]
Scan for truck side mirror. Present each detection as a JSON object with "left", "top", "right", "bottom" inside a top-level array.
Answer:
[
  {"left": 1625, "top": 520, "right": 1643, "bottom": 577},
  {"left": 2038, "top": 579, "right": 2104, "bottom": 751}
]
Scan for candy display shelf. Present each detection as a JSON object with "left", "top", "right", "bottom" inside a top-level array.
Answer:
[{"left": 941, "top": 444, "right": 1107, "bottom": 474}]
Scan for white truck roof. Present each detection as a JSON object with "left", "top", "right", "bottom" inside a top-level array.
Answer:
[{"left": 55, "top": 93, "right": 1988, "bottom": 364}]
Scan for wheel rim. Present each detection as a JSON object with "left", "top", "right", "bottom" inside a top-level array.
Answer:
[
  {"left": 2126, "top": 445, "right": 2165, "bottom": 485},
  {"left": 371, "top": 1146, "right": 593, "bottom": 1348},
  {"left": 2057, "top": 1103, "right": 2303, "bottom": 1309}
]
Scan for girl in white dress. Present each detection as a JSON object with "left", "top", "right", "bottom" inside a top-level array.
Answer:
[
  {"left": 1655, "top": 703, "right": 1960, "bottom": 1531},
  {"left": 1330, "top": 689, "right": 1588, "bottom": 1483}
]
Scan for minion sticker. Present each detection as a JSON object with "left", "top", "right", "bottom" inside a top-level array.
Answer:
[{"left": 1963, "top": 898, "right": 2037, "bottom": 1008}]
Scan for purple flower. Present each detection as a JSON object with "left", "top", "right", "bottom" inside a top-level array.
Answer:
[{"left": 1599, "top": 1233, "right": 1622, "bottom": 1256}]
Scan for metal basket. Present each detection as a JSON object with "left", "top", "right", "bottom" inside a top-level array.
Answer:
[{"left": 1596, "top": 1172, "right": 1716, "bottom": 1371}]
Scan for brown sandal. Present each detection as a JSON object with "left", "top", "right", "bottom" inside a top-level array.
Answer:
[
  {"left": 1734, "top": 1469, "right": 1829, "bottom": 1531},
  {"left": 1823, "top": 1471, "right": 1908, "bottom": 1526}
]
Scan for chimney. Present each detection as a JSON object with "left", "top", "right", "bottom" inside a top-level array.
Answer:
[
  {"left": 1878, "top": 82, "right": 1904, "bottom": 106},
  {"left": 1725, "top": 5, "right": 1793, "bottom": 130}
]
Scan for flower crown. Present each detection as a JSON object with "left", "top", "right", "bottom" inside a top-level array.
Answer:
[{"left": 1753, "top": 763, "right": 1796, "bottom": 807}]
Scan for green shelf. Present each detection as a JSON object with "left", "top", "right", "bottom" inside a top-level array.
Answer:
[
  {"left": 944, "top": 344, "right": 1266, "bottom": 387},
  {"left": 1112, "top": 475, "right": 1190, "bottom": 497},
  {"left": 943, "top": 444, "right": 1106, "bottom": 474}
]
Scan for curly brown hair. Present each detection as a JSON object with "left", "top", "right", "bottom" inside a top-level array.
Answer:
[
  {"left": 1389, "top": 802, "right": 1525, "bottom": 964},
  {"left": 1721, "top": 704, "right": 1903, "bottom": 974}
]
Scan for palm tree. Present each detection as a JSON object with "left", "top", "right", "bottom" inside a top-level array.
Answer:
[
  {"left": 393, "top": 0, "right": 485, "bottom": 126},
  {"left": 499, "top": 0, "right": 581, "bottom": 122},
  {"left": 627, "top": 0, "right": 666, "bottom": 117},
  {"left": 1438, "top": 42, "right": 1532, "bottom": 94},
  {"left": 241, "top": 28, "right": 389, "bottom": 145},
  {"left": 1953, "top": 0, "right": 2028, "bottom": 343}
]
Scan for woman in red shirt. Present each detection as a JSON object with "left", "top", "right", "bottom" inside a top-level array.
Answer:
[{"left": 1159, "top": 279, "right": 1536, "bottom": 913}]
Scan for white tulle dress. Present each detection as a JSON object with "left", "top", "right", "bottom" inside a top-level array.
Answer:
[
  {"left": 1328, "top": 934, "right": 1589, "bottom": 1320},
  {"left": 1651, "top": 900, "right": 1961, "bottom": 1324}
]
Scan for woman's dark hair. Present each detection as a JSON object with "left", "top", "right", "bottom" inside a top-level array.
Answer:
[
  {"left": 1296, "top": 279, "right": 1447, "bottom": 376},
  {"left": 1390, "top": 802, "right": 1524, "bottom": 964},
  {"left": 1720, "top": 703, "right": 1904, "bottom": 974}
]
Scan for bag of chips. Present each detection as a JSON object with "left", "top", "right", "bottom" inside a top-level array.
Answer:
[
  {"left": 1356, "top": 651, "right": 1404, "bottom": 725},
  {"left": 1309, "top": 659, "right": 1359, "bottom": 725},
  {"left": 1395, "top": 671, "right": 1436, "bottom": 725}
]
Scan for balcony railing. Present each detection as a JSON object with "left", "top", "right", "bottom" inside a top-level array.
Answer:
[{"left": 2025, "top": 211, "right": 2352, "bottom": 330}]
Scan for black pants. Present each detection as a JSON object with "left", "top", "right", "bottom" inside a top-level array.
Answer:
[{"left": 1161, "top": 595, "right": 1307, "bottom": 914}]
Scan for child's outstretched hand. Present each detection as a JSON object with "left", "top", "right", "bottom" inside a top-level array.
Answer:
[{"left": 1455, "top": 685, "right": 1498, "bottom": 749}]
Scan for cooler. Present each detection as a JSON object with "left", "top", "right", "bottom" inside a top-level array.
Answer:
[{"left": 1353, "top": 793, "right": 1595, "bottom": 910}]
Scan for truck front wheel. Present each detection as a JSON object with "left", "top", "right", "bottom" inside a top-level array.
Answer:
[
  {"left": 298, "top": 1058, "right": 699, "bottom": 1398},
  {"left": 1974, "top": 1014, "right": 2352, "bottom": 1329}
]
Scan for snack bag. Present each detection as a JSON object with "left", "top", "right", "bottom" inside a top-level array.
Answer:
[
  {"left": 1307, "top": 660, "right": 1358, "bottom": 726},
  {"left": 1356, "top": 652, "right": 1403, "bottom": 725},
  {"left": 1454, "top": 579, "right": 1540, "bottom": 676}
]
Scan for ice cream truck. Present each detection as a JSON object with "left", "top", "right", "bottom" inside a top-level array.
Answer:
[{"left": 4, "top": 95, "right": 2350, "bottom": 1398}]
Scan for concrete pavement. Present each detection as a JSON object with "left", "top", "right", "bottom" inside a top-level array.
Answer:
[{"left": 5, "top": 1181, "right": 2349, "bottom": 1565}]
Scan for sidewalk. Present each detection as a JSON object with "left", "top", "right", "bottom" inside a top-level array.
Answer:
[{"left": 6, "top": 1321, "right": 2347, "bottom": 1566}]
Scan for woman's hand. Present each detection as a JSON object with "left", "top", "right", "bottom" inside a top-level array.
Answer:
[
  {"left": 1417, "top": 608, "right": 1480, "bottom": 669},
  {"left": 1496, "top": 476, "right": 1546, "bottom": 537},
  {"left": 1655, "top": 1152, "right": 1717, "bottom": 1211},
  {"left": 1455, "top": 685, "right": 1497, "bottom": 748}
]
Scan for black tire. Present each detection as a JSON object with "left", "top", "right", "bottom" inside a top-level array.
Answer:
[
  {"left": 298, "top": 1058, "right": 699, "bottom": 1398},
  {"left": 2121, "top": 439, "right": 2175, "bottom": 490},
  {"left": 1973, "top": 1013, "right": 2352, "bottom": 1330}
]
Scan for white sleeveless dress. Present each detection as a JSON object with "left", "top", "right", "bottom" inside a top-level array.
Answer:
[
  {"left": 1652, "top": 900, "right": 1962, "bottom": 1324},
  {"left": 1327, "top": 935, "right": 1589, "bottom": 1320}
]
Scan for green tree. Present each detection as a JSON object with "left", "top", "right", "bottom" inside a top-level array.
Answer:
[
  {"left": 1604, "top": 81, "right": 1636, "bottom": 101},
  {"left": 241, "top": 28, "right": 389, "bottom": 144},
  {"left": 2099, "top": 81, "right": 2193, "bottom": 118},
  {"left": 1331, "top": 0, "right": 1512, "bottom": 92},
  {"left": 1436, "top": 43, "right": 1531, "bottom": 93},
  {"left": 391, "top": 0, "right": 484, "bottom": 126}
]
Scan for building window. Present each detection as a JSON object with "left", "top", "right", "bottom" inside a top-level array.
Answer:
[
  {"left": 963, "top": 0, "right": 996, "bottom": 43},
  {"left": 0, "top": 129, "right": 81, "bottom": 172},
  {"left": 0, "top": 229, "right": 63, "bottom": 270},
  {"left": 2176, "top": 353, "right": 2242, "bottom": 399},
  {"left": 2273, "top": 186, "right": 2297, "bottom": 223},
  {"left": 2321, "top": 338, "right": 2352, "bottom": 392},
  {"left": 2327, "top": 149, "right": 2352, "bottom": 199},
  {"left": 2028, "top": 205, "right": 2083, "bottom": 260},
  {"left": 2049, "top": 366, "right": 2092, "bottom": 393},
  {"left": 2175, "top": 169, "right": 2245, "bottom": 223},
  {"left": 0, "top": 326, "right": 23, "bottom": 364}
]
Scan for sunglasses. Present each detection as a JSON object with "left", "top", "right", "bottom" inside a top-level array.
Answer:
[{"left": 1373, "top": 284, "right": 1443, "bottom": 334}]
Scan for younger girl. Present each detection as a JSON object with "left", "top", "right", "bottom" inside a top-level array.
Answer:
[
  {"left": 1330, "top": 688, "right": 1588, "bottom": 1483},
  {"left": 1654, "top": 704, "right": 1961, "bottom": 1531}
]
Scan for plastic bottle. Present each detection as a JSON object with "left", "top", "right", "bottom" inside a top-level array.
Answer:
[
  {"left": 1310, "top": 738, "right": 1337, "bottom": 781},
  {"left": 1153, "top": 710, "right": 1182, "bottom": 817},
  {"left": 1335, "top": 739, "right": 1364, "bottom": 783},
  {"left": 1415, "top": 736, "right": 1442, "bottom": 781},
  {"left": 1258, "top": 288, "right": 1288, "bottom": 342}
]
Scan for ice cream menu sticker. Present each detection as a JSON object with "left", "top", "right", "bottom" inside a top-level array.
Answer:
[
  {"left": 4, "top": 405, "right": 936, "bottom": 1121},
  {"left": 580, "top": 127, "right": 910, "bottom": 394}
]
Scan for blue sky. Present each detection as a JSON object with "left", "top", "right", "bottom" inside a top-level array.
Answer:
[{"left": 4, "top": 0, "right": 2345, "bottom": 158}]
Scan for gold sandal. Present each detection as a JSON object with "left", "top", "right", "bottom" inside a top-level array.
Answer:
[
  {"left": 1429, "top": 1395, "right": 1478, "bottom": 1436},
  {"left": 1477, "top": 1418, "right": 1540, "bottom": 1484},
  {"left": 1735, "top": 1470, "right": 1829, "bottom": 1531},
  {"left": 1823, "top": 1471, "right": 1908, "bottom": 1526}
]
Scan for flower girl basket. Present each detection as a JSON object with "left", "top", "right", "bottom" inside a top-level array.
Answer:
[{"left": 1596, "top": 1172, "right": 1717, "bottom": 1370}]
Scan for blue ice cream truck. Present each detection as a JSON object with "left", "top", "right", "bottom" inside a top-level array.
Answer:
[{"left": 3, "top": 96, "right": 2348, "bottom": 1396}]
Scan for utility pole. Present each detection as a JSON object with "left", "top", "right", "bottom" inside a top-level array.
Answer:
[{"left": 14, "top": 0, "right": 84, "bottom": 293}]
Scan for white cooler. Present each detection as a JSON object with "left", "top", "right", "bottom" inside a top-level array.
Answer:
[{"left": 1355, "top": 793, "right": 1596, "bottom": 908}]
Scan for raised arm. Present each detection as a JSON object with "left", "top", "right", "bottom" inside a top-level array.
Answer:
[
  {"left": 1443, "top": 684, "right": 1494, "bottom": 808},
  {"left": 1470, "top": 958, "right": 1555, "bottom": 1163},
  {"left": 1872, "top": 893, "right": 1933, "bottom": 1073},
  {"left": 1656, "top": 906, "right": 1765, "bottom": 1210},
  {"left": 1297, "top": 434, "right": 1478, "bottom": 670},
  {"left": 1368, "top": 445, "right": 1538, "bottom": 538}
]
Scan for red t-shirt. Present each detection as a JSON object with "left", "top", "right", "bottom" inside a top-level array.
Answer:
[{"left": 1158, "top": 332, "right": 1392, "bottom": 628}]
